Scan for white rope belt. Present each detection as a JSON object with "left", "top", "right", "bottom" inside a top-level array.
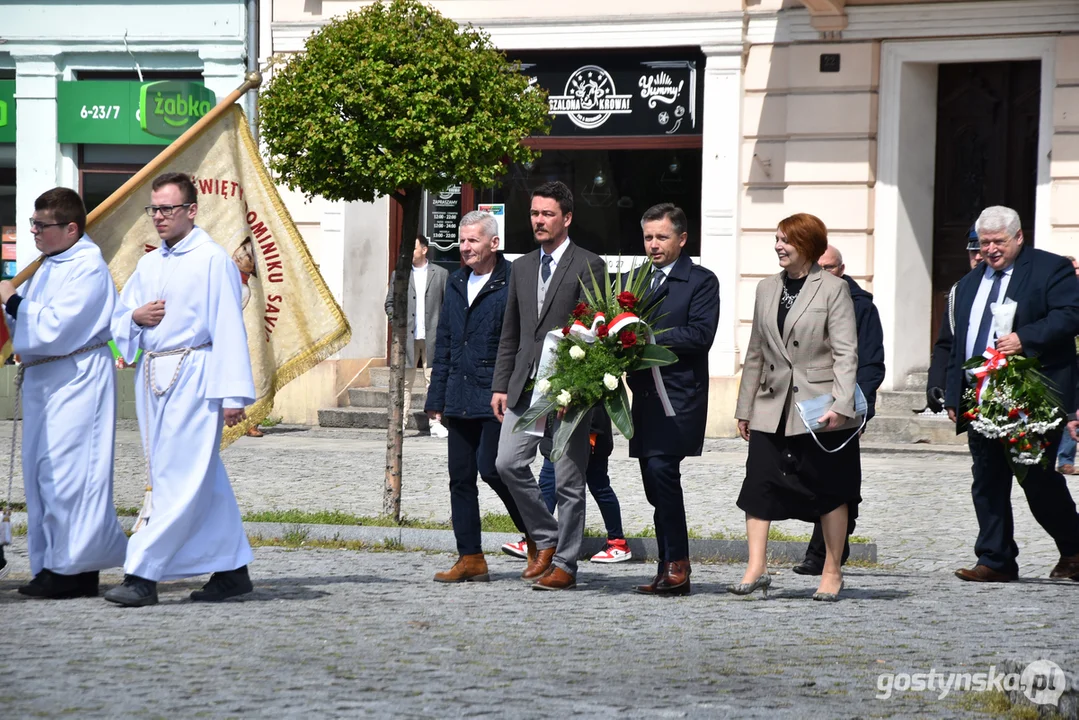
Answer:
[
  {"left": 132, "top": 343, "right": 211, "bottom": 532},
  {"left": 3, "top": 340, "right": 111, "bottom": 544}
]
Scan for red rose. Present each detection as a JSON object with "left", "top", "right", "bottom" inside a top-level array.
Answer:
[
  {"left": 1008, "top": 408, "right": 1020, "bottom": 419},
  {"left": 619, "top": 330, "right": 637, "bottom": 349},
  {"left": 596, "top": 324, "right": 609, "bottom": 339},
  {"left": 1009, "top": 437, "right": 1018, "bottom": 444},
  {"left": 617, "top": 291, "right": 638, "bottom": 310},
  {"left": 963, "top": 411, "right": 976, "bottom": 420},
  {"left": 562, "top": 326, "right": 571, "bottom": 336},
  {"left": 572, "top": 302, "right": 589, "bottom": 320}
]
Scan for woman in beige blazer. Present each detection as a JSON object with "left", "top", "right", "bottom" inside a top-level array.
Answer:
[{"left": 731, "top": 213, "right": 861, "bottom": 602}]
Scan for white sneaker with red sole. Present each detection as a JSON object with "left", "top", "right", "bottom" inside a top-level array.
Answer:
[
  {"left": 590, "top": 539, "right": 632, "bottom": 563},
  {"left": 501, "top": 538, "right": 528, "bottom": 559}
]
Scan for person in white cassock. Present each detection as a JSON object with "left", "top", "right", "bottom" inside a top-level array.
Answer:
[
  {"left": 0, "top": 187, "right": 128, "bottom": 599},
  {"left": 104, "top": 172, "right": 256, "bottom": 607}
]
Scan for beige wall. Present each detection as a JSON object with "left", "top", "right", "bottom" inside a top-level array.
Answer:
[
  {"left": 272, "top": 0, "right": 746, "bottom": 22},
  {"left": 1051, "top": 35, "right": 1079, "bottom": 252},
  {"left": 740, "top": 41, "right": 879, "bottom": 361}
]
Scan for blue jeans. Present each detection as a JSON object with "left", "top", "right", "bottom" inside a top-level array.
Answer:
[
  {"left": 1058, "top": 429, "right": 1077, "bottom": 468},
  {"left": 538, "top": 431, "right": 624, "bottom": 540}
]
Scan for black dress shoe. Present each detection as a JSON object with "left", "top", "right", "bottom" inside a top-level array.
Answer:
[
  {"left": 792, "top": 560, "right": 823, "bottom": 576},
  {"left": 79, "top": 571, "right": 100, "bottom": 597},
  {"left": 18, "top": 569, "right": 95, "bottom": 599},
  {"left": 104, "top": 575, "right": 159, "bottom": 607},
  {"left": 191, "top": 565, "right": 253, "bottom": 602}
]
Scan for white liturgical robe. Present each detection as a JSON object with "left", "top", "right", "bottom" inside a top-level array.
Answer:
[
  {"left": 112, "top": 226, "right": 256, "bottom": 582},
  {"left": 8, "top": 235, "right": 127, "bottom": 576}
]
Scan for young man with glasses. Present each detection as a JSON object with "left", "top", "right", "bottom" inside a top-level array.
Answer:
[
  {"left": 104, "top": 172, "right": 256, "bottom": 607},
  {"left": 0, "top": 187, "right": 128, "bottom": 599}
]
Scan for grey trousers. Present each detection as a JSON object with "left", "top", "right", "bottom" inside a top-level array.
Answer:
[{"left": 496, "top": 398, "right": 593, "bottom": 575}]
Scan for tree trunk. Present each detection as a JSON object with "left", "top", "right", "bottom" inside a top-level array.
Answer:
[{"left": 384, "top": 186, "right": 424, "bottom": 521}]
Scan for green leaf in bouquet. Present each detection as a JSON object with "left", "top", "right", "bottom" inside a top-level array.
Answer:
[
  {"left": 605, "top": 383, "right": 634, "bottom": 439},
  {"left": 549, "top": 404, "right": 591, "bottom": 462},
  {"left": 512, "top": 397, "right": 558, "bottom": 434},
  {"left": 634, "top": 343, "right": 678, "bottom": 369}
]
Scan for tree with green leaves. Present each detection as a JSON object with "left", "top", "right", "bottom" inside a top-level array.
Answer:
[{"left": 259, "top": 0, "right": 550, "bottom": 520}]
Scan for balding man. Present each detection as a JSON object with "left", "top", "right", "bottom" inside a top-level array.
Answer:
[{"left": 793, "top": 244, "right": 885, "bottom": 576}]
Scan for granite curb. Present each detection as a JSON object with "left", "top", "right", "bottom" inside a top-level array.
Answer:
[{"left": 6, "top": 513, "right": 876, "bottom": 564}]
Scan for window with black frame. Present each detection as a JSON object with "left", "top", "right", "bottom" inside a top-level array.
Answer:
[{"left": 475, "top": 148, "right": 702, "bottom": 259}]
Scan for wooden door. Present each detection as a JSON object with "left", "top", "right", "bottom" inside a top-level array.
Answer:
[{"left": 930, "top": 61, "right": 1040, "bottom": 344}]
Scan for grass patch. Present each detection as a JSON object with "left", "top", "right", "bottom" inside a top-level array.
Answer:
[
  {"left": 115, "top": 506, "right": 141, "bottom": 517},
  {"left": 767, "top": 527, "right": 812, "bottom": 542},
  {"left": 241, "top": 509, "right": 450, "bottom": 530},
  {"left": 955, "top": 689, "right": 1061, "bottom": 719},
  {"left": 478, "top": 512, "right": 518, "bottom": 534},
  {"left": 259, "top": 416, "right": 283, "bottom": 428}
]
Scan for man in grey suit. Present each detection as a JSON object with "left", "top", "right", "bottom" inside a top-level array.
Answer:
[
  {"left": 384, "top": 234, "right": 449, "bottom": 437},
  {"left": 492, "top": 180, "right": 606, "bottom": 591}
]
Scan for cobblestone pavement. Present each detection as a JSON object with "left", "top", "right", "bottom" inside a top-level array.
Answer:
[
  {"left": 3, "top": 423, "right": 1079, "bottom": 717},
  {"left": 3, "top": 421, "right": 1078, "bottom": 574},
  {"left": 2, "top": 548, "right": 1076, "bottom": 718}
]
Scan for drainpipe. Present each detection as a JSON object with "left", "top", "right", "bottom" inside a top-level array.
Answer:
[{"left": 246, "top": 0, "right": 258, "bottom": 139}]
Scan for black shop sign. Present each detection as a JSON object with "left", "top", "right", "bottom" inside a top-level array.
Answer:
[
  {"left": 426, "top": 184, "right": 462, "bottom": 248},
  {"left": 520, "top": 52, "right": 704, "bottom": 137}
]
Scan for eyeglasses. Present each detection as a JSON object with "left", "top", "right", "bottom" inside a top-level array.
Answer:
[
  {"left": 978, "top": 237, "right": 1015, "bottom": 250},
  {"left": 143, "top": 203, "right": 193, "bottom": 218},
  {"left": 29, "top": 219, "right": 70, "bottom": 232}
]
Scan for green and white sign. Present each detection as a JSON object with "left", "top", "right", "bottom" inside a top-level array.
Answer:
[
  {"left": 57, "top": 80, "right": 216, "bottom": 145},
  {"left": 139, "top": 81, "right": 216, "bottom": 138},
  {"left": 0, "top": 80, "right": 15, "bottom": 143}
]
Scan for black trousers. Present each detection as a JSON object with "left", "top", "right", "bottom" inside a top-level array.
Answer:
[
  {"left": 445, "top": 417, "right": 526, "bottom": 556},
  {"left": 967, "top": 431, "right": 1079, "bottom": 575},
  {"left": 640, "top": 455, "right": 689, "bottom": 563},
  {"left": 804, "top": 507, "right": 856, "bottom": 566}
]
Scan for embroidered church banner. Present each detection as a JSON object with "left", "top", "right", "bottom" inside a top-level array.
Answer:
[{"left": 86, "top": 105, "right": 351, "bottom": 446}]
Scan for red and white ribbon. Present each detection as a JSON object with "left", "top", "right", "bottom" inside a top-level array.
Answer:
[{"left": 971, "top": 346, "right": 1008, "bottom": 404}]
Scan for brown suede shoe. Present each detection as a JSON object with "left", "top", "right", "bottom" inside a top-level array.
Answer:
[
  {"left": 532, "top": 565, "right": 576, "bottom": 591},
  {"left": 634, "top": 562, "right": 669, "bottom": 595},
  {"left": 1049, "top": 553, "right": 1079, "bottom": 580},
  {"left": 954, "top": 565, "right": 1018, "bottom": 583},
  {"left": 654, "top": 559, "right": 692, "bottom": 596},
  {"left": 433, "top": 554, "right": 490, "bottom": 583},
  {"left": 1058, "top": 464, "right": 1075, "bottom": 475},
  {"left": 522, "top": 547, "right": 555, "bottom": 580},
  {"left": 246, "top": 426, "right": 264, "bottom": 438},
  {"left": 526, "top": 537, "right": 537, "bottom": 566}
]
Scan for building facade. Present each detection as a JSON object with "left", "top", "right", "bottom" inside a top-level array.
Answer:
[
  {"left": 272, "top": 1, "right": 1079, "bottom": 429},
  {"left": 0, "top": 1, "right": 253, "bottom": 274}
]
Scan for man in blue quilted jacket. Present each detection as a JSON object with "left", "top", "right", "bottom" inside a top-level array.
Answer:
[{"left": 426, "top": 211, "right": 527, "bottom": 583}]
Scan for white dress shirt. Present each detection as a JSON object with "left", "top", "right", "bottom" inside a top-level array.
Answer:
[
  {"left": 965, "top": 264, "right": 1014, "bottom": 361},
  {"left": 538, "top": 238, "right": 572, "bottom": 284},
  {"left": 412, "top": 263, "right": 428, "bottom": 340}
]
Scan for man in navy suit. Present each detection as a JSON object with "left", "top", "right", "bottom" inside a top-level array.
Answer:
[
  {"left": 629, "top": 203, "right": 720, "bottom": 596},
  {"left": 945, "top": 205, "right": 1079, "bottom": 583}
]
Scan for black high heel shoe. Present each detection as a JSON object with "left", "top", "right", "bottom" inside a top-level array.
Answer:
[{"left": 726, "top": 572, "right": 772, "bottom": 599}]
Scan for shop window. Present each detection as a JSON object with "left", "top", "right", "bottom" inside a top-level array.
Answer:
[{"left": 475, "top": 148, "right": 702, "bottom": 259}]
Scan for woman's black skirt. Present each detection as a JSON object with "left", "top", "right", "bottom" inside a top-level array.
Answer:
[{"left": 737, "top": 422, "right": 862, "bottom": 523}]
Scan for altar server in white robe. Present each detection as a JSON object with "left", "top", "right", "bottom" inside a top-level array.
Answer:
[
  {"left": 104, "top": 172, "right": 255, "bottom": 607},
  {"left": 0, "top": 187, "right": 128, "bottom": 599}
]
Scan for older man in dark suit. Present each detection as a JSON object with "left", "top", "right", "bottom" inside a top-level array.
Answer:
[
  {"left": 492, "top": 181, "right": 606, "bottom": 591},
  {"left": 945, "top": 205, "right": 1079, "bottom": 583},
  {"left": 629, "top": 203, "right": 720, "bottom": 596}
]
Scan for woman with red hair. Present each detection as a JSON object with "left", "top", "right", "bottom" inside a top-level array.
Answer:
[{"left": 731, "top": 213, "right": 863, "bottom": 602}]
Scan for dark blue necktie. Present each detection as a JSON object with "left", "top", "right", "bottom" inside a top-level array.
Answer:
[
  {"left": 540, "top": 254, "right": 553, "bottom": 283},
  {"left": 972, "top": 270, "right": 1003, "bottom": 358},
  {"left": 650, "top": 270, "right": 665, "bottom": 294}
]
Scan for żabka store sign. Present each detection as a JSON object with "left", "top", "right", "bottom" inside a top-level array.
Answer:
[{"left": 520, "top": 52, "right": 704, "bottom": 136}]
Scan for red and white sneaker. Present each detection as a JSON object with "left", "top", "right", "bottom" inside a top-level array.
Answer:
[
  {"left": 501, "top": 537, "right": 528, "bottom": 559},
  {"left": 591, "top": 539, "right": 632, "bottom": 563}
]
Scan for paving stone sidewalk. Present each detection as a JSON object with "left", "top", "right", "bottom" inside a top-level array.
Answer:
[
  {"left": 2, "top": 548, "right": 1075, "bottom": 719},
  {"left": 3, "top": 421, "right": 1076, "bottom": 574}
]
